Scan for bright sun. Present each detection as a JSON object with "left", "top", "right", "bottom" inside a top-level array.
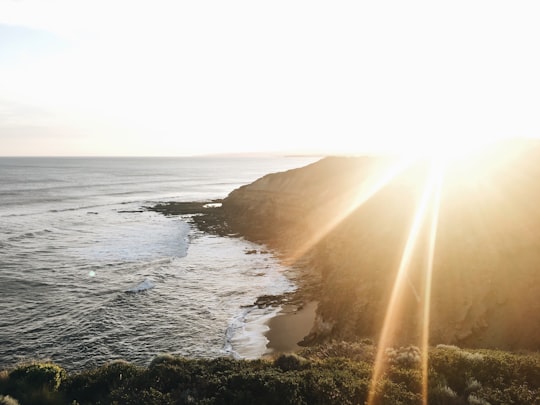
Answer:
[{"left": 406, "top": 135, "right": 507, "bottom": 163}]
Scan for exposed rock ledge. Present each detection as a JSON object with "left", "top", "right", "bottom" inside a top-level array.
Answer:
[{"left": 221, "top": 142, "right": 540, "bottom": 351}]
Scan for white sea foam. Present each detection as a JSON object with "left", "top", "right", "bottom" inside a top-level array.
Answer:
[
  {"left": 126, "top": 278, "right": 155, "bottom": 293},
  {"left": 224, "top": 306, "right": 282, "bottom": 359},
  {"left": 72, "top": 218, "right": 190, "bottom": 262}
]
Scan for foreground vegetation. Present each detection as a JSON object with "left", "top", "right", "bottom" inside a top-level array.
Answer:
[{"left": 1, "top": 343, "right": 538, "bottom": 405}]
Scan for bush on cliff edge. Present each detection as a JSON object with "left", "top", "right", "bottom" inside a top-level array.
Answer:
[{"left": 0, "top": 345, "right": 538, "bottom": 405}]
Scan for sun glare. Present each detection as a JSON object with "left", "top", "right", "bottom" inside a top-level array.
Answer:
[
  {"left": 402, "top": 135, "right": 507, "bottom": 165},
  {"left": 280, "top": 137, "right": 528, "bottom": 403},
  {"left": 278, "top": 150, "right": 456, "bottom": 404},
  {"left": 283, "top": 158, "right": 414, "bottom": 266},
  {"left": 366, "top": 160, "right": 444, "bottom": 405}
]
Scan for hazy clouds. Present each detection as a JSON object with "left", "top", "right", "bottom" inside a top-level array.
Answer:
[{"left": 1, "top": 1, "right": 539, "bottom": 156}]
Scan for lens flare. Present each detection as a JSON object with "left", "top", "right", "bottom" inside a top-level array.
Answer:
[
  {"left": 367, "top": 160, "right": 443, "bottom": 405},
  {"left": 421, "top": 162, "right": 443, "bottom": 405},
  {"left": 284, "top": 158, "right": 413, "bottom": 265}
]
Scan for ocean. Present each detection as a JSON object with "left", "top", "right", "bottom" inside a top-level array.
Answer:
[{"left": 0, "top": 156, "right": 318, "bottom": 370}]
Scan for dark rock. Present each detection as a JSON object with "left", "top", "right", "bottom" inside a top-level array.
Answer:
[{"left": 148, "top": 200, "right": 232, "bottom": 236}]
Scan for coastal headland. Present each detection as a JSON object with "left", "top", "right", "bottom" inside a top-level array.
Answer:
[{"left": 155, "top": 139, "right": 540, "bottom": 352}]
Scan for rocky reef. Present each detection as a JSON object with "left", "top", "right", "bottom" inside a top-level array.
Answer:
[{"left": 221, "top": 141, "right": 540, "bottom": 351}]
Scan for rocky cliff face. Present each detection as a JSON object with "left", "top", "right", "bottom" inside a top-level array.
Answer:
[{"left": 222, "top": 142, "right": 540, "bottom": 351}]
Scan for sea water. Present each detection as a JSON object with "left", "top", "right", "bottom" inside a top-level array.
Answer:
[{"left": 0, "top": 156, "right": 318, "bottom": 370}]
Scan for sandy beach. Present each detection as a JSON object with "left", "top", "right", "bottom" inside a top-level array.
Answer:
[{"left": 264, "top": 301, "right": 318, "bottom": 354}]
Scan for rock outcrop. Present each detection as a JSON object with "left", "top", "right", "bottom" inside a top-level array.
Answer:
[{"left": 222, "top": 141, "right": 540, "bottom": 350}]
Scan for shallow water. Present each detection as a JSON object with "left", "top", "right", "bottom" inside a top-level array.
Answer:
[{"left": 0, "top": 156, "right": 318, "bottom": 370}]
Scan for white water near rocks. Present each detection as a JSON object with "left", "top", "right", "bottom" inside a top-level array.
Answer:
[{"left": 0, "top": 156, "right": 318, "bottom": 370}]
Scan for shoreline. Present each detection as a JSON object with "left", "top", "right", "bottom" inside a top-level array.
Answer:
[
  {"left": 264, "top": 301, "right": 318, "bottom": 355},
  {"left": 148, "top": 200, "right": 319, "bottom": 357}
]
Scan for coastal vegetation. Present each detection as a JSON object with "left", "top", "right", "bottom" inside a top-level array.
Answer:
[{"left": 1, "top": 344, "right": 538, "bottom": 404}]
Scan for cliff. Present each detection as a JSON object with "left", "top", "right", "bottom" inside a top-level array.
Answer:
[{"left": 222, "top": 141, "right": 540, "bottom": 350}]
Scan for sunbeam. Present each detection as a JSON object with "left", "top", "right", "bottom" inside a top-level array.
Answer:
[
  {"left": 421, "top": 162, "right": 444, "bottom": 405},
  {"left": 367, "top": 161, "right": 442, "bottom": 405},
  {"left": 283, "top": 158, "right": 413, "bottom": 265}
]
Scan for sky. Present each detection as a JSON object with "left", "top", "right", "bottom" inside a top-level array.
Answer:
[{"left": 1, "top": 0, "right": 540, "bottom": 156}]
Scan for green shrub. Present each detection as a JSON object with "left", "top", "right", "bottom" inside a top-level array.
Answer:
[
  {"left": 0, "top": 371, "right": 8, "bottom": 395},
  {"left": 273, "top": 354, "right": 308, "bottom": 371},
  {"left": 8, "top": 363, "right": 65, "bottom": 392},
  {"left": 302, "top": 368, "right": 370, "bottom": 405},
  {"left": 63, "top": 360, "right": 142, "bottom": 404},
  {"left": 369, "top": 378, "right": 422, "bottom": 405},
  {"left": 1, "top": 363, "right": 66, "bottom": 405},
  {"left": 387, "top": 366, "right": 422, "bottom": 394},
  {"left": 427, "top": 383, "right": 462, "bottom": 405},
  {"left": 148, "top": 353, "right": 177, "bottom": 368},
  {"left": 300, "top": 340, "right": 375, "bottom": 362},
  {"left": 221, "top": 371, "right": 304, "bottom": 405},
  {"left": 386, "top": 346, "right": 421, "bottom": 369},
  {"left": 0, "top": 395, "right": 20, "bottom": 405}
]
